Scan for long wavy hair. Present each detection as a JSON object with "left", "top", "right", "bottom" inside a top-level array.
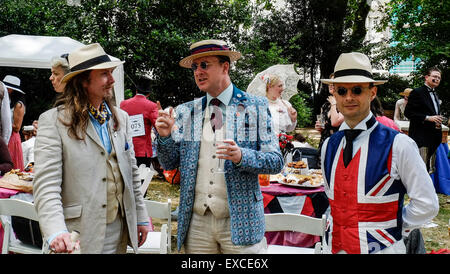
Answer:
[{"left": 54, "top": 70, "right": 120, "bottom": 140}]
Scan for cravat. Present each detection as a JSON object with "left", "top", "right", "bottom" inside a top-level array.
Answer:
[
  {"left": 88, "top": 102, "right": 108, "bottom": 124},
  {"left": 343, "top": 129, "right": 363, "bottom": 168},
  {"left": 210, "top": 98, "right": 222, "bottom": 132}
]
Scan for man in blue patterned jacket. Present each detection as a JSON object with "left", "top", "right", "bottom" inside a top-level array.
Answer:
[{"left": 155, "top": 39, "right": 284, "bottom": 253}]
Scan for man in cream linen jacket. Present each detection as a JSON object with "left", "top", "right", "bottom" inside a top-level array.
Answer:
[{"left": 33, "top": 43, "right": 149, "bottom": 254}]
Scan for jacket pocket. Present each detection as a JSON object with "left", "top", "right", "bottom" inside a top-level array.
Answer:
[{"left": 63, "top": 204, "right": 82, "bottom": 220}]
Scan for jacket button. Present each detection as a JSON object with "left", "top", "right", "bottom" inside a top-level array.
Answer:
[
  {"left": 102, "top": 178, "right": 106, "bottom": 182},
  {"left": 101, "top": 151, "right": 105, "bottom": 155},
  {"left": 210, "top": 181, "right": 214, "bottom": 185},
  {"left": 102, "top": 204, "right": 106, "bottom": 208},
  {"left": 208, "top": 194, "right": 212, "bottom": 198}
]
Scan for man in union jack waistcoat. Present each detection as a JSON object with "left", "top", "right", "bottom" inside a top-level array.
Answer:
[{"left": 320, "top": 52, "right": 439, "bottom": 254}]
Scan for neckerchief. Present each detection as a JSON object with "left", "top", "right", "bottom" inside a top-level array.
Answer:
[{"left": 88, "top": 102, "right": 108, "bottom": 124}]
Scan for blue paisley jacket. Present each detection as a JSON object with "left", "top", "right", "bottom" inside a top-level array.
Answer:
[{"left": 157, "top": 85, "right": 284, "bottom": 251}]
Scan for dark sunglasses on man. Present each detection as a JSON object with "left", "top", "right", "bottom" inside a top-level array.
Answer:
[
  {"left": 191, "top": 61, "right": 213, "bottom": 71},
  {"left": 336, "top": 86, "right": 370, "bottom": 96}
]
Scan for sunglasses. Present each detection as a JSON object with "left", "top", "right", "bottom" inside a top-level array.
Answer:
[
  {"left": 336, "top": 86, "right": 370, "bottom": 96},
  {"left": 191, "top": 61, "right": 214, "bottom": 71}
]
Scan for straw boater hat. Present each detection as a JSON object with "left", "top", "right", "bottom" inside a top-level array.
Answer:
[
  {"left": 61, "top": 43, "right": 124, "bottom": 83},
  {"left": 321, "top": 52, "right": 387, "bottom": 85},
  {"left": 2, "top": 75, "right": 25, "bottom": 94},
  {"left": 179, "top": 39, "right": 241, "bottom": 68},
  {"left": 399, "top": 88, "right": 412, "bottom": 97}
]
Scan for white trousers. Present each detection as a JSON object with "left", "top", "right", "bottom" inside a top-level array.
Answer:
[{"left": 184, "top": 210, "right": 267, "bottom": 254}]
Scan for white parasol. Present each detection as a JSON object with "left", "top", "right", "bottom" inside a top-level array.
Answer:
[{"left": 246, "top": 64, "right": 301, "bottom": 101}]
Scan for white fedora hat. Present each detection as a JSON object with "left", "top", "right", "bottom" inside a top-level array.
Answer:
[
  {"left": 179, "top": 39, "right": 241, "bottom": 68},
  {"left": 321, "top": 52, "right": 387, "bottom": 85},
  {"left": 61, "top": 43, "right": 125, "bottom": 83},
  {"left": 2, "top": 75, "right": 25, "bottom": 94}
]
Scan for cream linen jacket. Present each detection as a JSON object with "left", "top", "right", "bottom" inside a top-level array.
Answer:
[{"left": 33, "top": 106, "right": 148, "bottom": 253}]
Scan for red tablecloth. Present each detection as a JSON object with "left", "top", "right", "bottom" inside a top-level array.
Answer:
[{"left": 261, "top": 183, "right": 325, "bottom": 248}]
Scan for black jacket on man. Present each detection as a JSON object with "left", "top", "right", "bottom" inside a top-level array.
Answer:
[{"left": 404, "top": 85, "right": 442, "bottom": 153}]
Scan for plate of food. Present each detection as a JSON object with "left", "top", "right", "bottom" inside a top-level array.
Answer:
[{"left": 277, "top": 173, "right": 324, "bottom": 188}]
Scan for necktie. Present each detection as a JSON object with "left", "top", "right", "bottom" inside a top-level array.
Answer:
[
  {"left": 343, "top": 129, "right": 363, "bottom": 167},
  {"left": 210, "top": 98, "right": 222, "bottom": 132},
  {"left": 88, "top": 102, "right": 108, "bottom": 124},
  {"left": 342, "top": 116, "right": 376, "bottom": 167}
]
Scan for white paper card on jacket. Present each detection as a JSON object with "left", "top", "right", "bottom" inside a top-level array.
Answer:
[{"left": 129, "top": 114, "right": 145, "bottom": 137}]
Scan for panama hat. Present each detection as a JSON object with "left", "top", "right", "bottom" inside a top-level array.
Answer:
[
  {"left": 399, "top": 88, "right": 412, "bottom": 97},
  {"left": 61, "top": 43, "right": 124, "bottom": 83},
  {"left": 3, "top": 75, "right": 25, "bottom": 94},
  {"left": 179, "top": 39, "right": 241, "bottom": 68},
  {"left": 321, "top": 52, "right": 387, "bottom": 85}
]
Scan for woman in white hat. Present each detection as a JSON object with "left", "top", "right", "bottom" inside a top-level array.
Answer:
[{"left": 3, "top": 75, "right": 26, "bottom": 171}]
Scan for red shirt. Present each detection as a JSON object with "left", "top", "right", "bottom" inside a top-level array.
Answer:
[{"left": 120, "top": 94, "right": 158, "bottom": 157}]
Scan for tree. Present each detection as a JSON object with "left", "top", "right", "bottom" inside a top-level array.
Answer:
[
  {"left": 378, "top": 0, "right": 450, "bottom": 115},
  {"left": 242, "top": 0, "right": 372, "bottom": 120},
  {"left": 0, "top": 0, "right": 256, "bottom": 123}
]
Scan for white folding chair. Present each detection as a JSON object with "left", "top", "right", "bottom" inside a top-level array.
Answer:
[
  {"left": 0, "top": 199, "right": 43, "bottom": 254},
  {"left": 139, "top": 168, "right": 155, "bottom": 196},
  {"left": 264, "top": 213, "right": 326, "bottom": 254},
  {"left": 127, "top": 198, "right": 172, "bottom": 254}
]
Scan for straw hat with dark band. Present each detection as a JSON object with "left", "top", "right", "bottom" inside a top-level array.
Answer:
[
  {"left": 321, "top": 52, "right": 387, "bottom": 85},
  {"left": 179, "top": 39, "right": 241, "bottom": 68},
  {"left": 61, "top": 43, "right": 124, "bottom": 83}
]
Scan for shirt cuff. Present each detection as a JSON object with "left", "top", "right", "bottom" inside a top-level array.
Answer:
[
  {"left": 137, "top": 222, "right": 150, "bottom": 226},
  {"left": 47, "top": 230, "right": 69, "bottom": 245},
  {"left": 157, "top": 135, "right": 171, "bottom": 145}
]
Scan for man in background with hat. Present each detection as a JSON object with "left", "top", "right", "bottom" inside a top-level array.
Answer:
[
  {"left": 404, "top": 67, "right": 443, "bottom": 174},
  {"left": 393, "top": 88, "right": 411, "bottom": 123},
  {"left": 320, "top": 52, "right": 438, "bottom": 254},
  {"left": 33, "top": 43, "right": 149, "bottom": 254},
  {"left": 120, "top": 76, "right": 158, "bottom": 170},
  {"left": 155, "top": 39, "right": 283, "bottom": 253}
]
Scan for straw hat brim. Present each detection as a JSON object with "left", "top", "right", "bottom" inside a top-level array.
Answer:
[
  {"left": 61, "top": 60, "right": 125, "bottom": 83},
  {"left": 179, "top": 50, "right": 241, "bottom": 68},
  {"left": 321, "top": 75, "right": 387, "bottom": 85}
]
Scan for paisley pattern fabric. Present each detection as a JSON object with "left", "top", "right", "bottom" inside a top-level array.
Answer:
[{"left": 157, "top": 85, "right": 284, "bottom": 251}]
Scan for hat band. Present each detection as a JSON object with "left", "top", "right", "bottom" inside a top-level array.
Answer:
[
  {"left": 71, "top": 54, "right": 112, "bottom": 71},
  {"left": 190, "top": 44, "right": 230, "bottom": 55},
  {"left": 334, "top": 69, "right": 373, "bottom": 79},
  {"left": 3, "top": 81, "right": 21, "bottom": 90}
]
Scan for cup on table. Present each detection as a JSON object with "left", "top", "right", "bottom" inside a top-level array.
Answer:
[{"left": 258, "top": 174, "right": 270, "bottom": 187}]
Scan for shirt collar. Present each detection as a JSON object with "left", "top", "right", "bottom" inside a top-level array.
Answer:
[
  {"left": 206, "top": 83, "right": 233, "bottom": 106},
  {"left": 339, "top": 112, "right": 377, "bottom": 131}
]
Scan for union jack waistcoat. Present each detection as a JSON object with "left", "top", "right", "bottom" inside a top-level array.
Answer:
[{"left": 323, "top": 123, "right": 406, "bottom": 254}]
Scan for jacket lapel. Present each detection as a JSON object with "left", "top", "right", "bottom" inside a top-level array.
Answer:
[{"left": 86, "top": 119, "right": 106, "bottom": 150}]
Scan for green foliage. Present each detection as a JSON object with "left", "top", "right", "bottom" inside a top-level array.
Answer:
[
  {"left": 378, "top": 0, "right": 449, "bottom": 115},
  {"left": 289, "top": 92, "right": 313, "bottom": 128}
]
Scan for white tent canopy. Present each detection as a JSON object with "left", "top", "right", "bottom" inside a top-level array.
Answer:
[{"left": 0, "top": 34, "right": 124, "bottom": 104}]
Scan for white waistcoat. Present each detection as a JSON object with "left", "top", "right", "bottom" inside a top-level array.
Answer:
[{"left": 193, "top": 108, "right": 229, "bottom": 218}]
